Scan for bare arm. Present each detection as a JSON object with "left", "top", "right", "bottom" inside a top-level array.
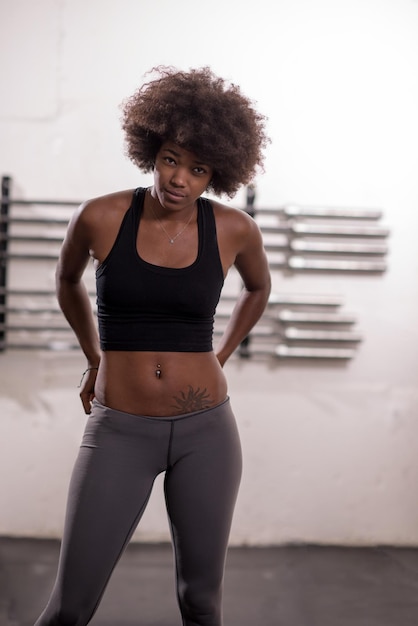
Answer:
[
  {"left": 215, "top": 214, "right": 271, "bottom": 366},
  {"left": 56, "top": 204, "right": 101, "bottom": 412}
]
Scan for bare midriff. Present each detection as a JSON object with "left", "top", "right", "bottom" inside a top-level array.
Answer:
[{"left": 94, "top": 351, "right": 228, "bottom": 417}]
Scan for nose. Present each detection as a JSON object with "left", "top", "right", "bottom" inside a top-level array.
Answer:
[{"left": 170, "top": 167, "right": 186, "bottom": 187}]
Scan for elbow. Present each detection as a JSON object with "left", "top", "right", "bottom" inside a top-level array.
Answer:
[
  {"left": 55, "top": 265, "right": 68, "bottom": 295},
  {"left": 55, "top": 260, "right": 81, "bottom": 287},
  {"left": 265, "top": 272, "right": 272, "bottom": 298},
  {"left": 245, "top": 274, "right": 271, "bottom": 297},
  {"left": 55, "top": 268, "right": 81, "bottom": 303},
  {"left": 257, "top": 275, "right": 272, "bottom": 311},
  {"left": 257, "top": 273, "right": 272, "bottom": 302},
  {"left": 244, "top": 277, "right": 271, "bottom": 310}
]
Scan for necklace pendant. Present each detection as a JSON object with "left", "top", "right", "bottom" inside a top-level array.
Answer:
[{"left": 148, "top": 194, "right": 196, "bottom": 245}]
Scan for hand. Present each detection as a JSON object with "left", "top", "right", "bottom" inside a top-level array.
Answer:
[{"left": 79, "top": 367, "right": 99, "bottom": 414}]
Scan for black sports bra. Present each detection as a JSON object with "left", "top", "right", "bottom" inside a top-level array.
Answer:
[{"left": 96, "top": 188, "right": 224, "bottom": 352}]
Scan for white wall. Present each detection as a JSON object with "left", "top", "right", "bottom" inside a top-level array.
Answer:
[{"left": 1, "top": 0, "right": 418, "bottom": 546}]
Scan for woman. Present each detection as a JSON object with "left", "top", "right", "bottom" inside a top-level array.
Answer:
[{"left": 35, "top": 66, "right": 271, "bottom": 626}]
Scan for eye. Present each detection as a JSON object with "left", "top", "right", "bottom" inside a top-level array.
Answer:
[
  {"left": 164, "top": 156, "right": 176, "bottom": 165},
  {"left": 193, "top": 166, "right": 208, "bottom": 175}
]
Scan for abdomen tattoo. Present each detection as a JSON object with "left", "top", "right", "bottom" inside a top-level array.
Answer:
[{"left": 171, "top": 386, "right": 213, "bottom": 412}]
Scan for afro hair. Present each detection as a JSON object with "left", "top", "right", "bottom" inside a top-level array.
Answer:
[{"left": 121, "top": 66, "right": 269, "bottom": 197}]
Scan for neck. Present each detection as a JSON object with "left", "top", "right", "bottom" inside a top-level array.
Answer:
[
  {"left": 147, "top": 187, "right": 196, "bottom": 221},
  {"left": 146, "top": 190, "right": 197, "bottom": 244}
]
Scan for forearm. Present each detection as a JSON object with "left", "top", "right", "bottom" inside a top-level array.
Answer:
[
  {"left": 215, "top": 285, "right": 270, "bottom": 366},
  {"left": 56, "top": 277, "right": 101, "bottom": 366}
]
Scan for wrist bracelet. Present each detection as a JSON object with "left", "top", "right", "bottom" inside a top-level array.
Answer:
[{"left": 78, "top": 366, "right": 99, "bottom": 388}]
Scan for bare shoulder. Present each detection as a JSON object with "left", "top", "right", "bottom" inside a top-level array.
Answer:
[
  {"left": 64, "top": 189, "right": 136, "bottom": 263},
  {"left": 207, "top": 197, "right": 266, "bottom": 276},
  {"left": 76, "top": 189, "right": 135, "bottom": 229},
  {"left": 210, "top": 200, "right": 259, "bottom": 236},
  {"left": 210, "top": 198, "right": 263, "bottom": 250}
]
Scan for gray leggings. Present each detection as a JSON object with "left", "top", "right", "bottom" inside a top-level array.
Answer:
[{"left": 34, "top": 397, "right": 242, "bottom": 626}]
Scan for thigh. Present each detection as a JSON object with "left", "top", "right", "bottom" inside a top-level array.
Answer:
[
  {"left": 165, "top": 401, "right": 242, "bottom": 582},
  {"left": 48, "top": 404, "right": 170, "bottom": 621}
]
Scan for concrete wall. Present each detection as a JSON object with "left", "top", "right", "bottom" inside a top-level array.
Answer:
[{"left": 1, "top": 0, "right": 418, "bottom": 546}]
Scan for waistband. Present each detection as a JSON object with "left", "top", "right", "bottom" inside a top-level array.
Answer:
[{"left": 90, "top": 397, "right": 230, "bottom": 423}]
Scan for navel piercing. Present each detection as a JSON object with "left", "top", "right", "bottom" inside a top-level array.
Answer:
[{"left": 155, "top": 364, "right": 161, "bottom": 379}]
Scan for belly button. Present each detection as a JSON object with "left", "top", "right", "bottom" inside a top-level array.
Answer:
[{"left": 155, "top": 364, "right": 162, "bottom": 379}]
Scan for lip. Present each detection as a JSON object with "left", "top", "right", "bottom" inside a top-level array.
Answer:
[{"left": 164, "top": 188, "right": 185, "bottom": 200}]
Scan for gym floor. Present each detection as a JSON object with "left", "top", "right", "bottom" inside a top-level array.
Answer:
[{"left": 1, "top": 537, "right": 418, "bottom": 625}]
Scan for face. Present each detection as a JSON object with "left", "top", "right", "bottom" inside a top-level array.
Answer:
[{"left": 152, "top": 141, "right": 213, "bottom": 211}]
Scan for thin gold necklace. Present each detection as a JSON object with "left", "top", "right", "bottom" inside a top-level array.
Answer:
[{"left": 148, "top": 199, "right": 196, "bottom": 244}]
